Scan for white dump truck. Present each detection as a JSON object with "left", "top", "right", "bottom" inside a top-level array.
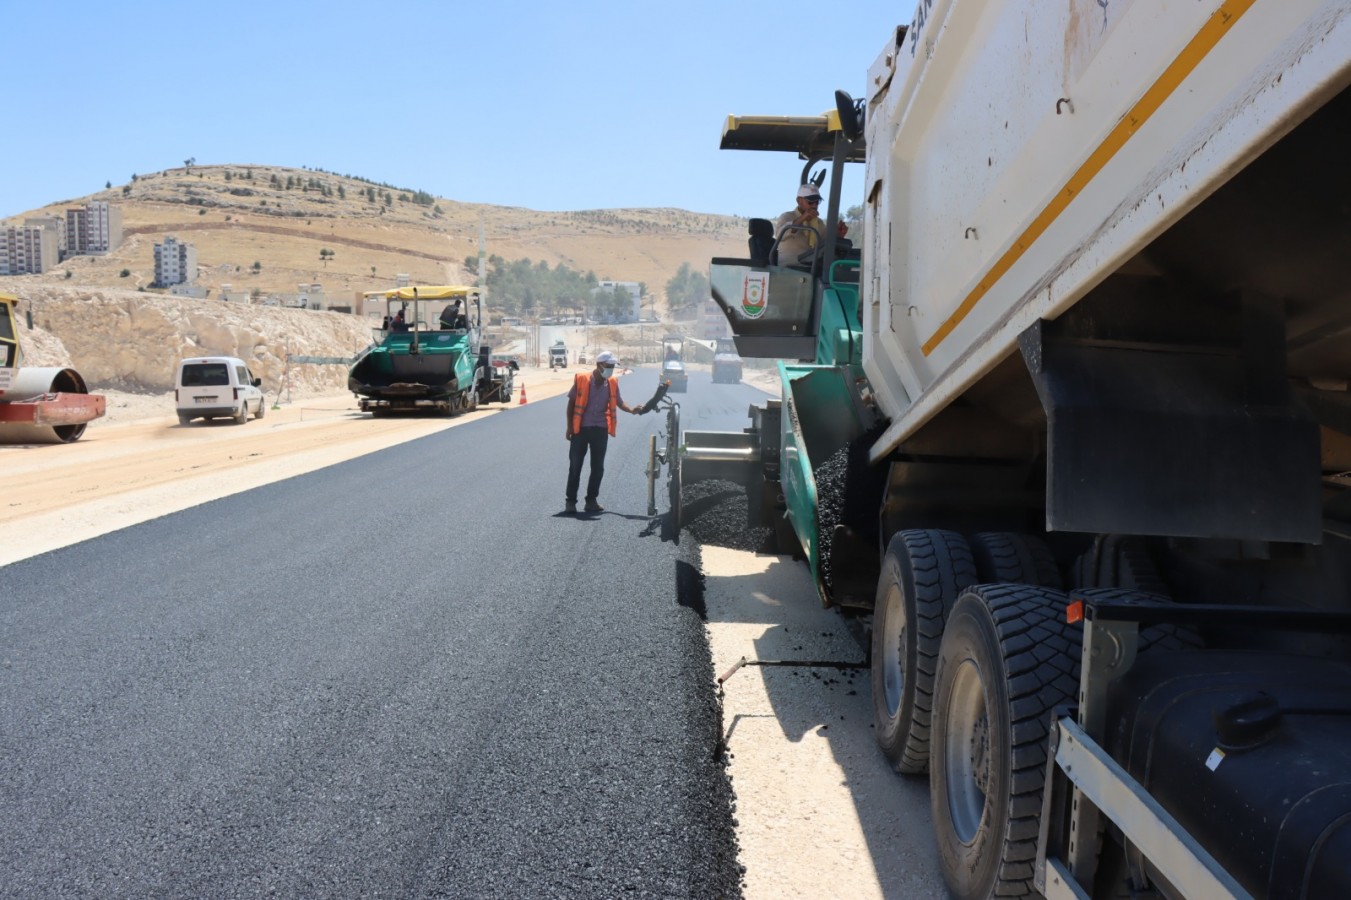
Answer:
[{"left": 692, "top": 3, "right": 1351, "bottom": 898}]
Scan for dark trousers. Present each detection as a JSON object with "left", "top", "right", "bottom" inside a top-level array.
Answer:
[{"left": 566, "top": 426, "right": 609, "bottom": 503}]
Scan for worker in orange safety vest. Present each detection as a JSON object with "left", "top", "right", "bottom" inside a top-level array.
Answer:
[{"left": 564, "top": 350, "right": 641, "bottom": 515}]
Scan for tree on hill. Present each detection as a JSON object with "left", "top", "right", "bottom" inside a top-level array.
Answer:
[
  {"left": 844, "top": 204, "right": 863, "bottom": 235},
  {"left": 470, "top": 254, "right": 599, "bottom": 318},
  {"left": 665, "top": 262, "right": 709, "bottom": 319}
]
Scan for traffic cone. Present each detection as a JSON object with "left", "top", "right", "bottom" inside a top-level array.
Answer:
[{"left": 519, "top": 383, "right": 528, "bottom": 405}]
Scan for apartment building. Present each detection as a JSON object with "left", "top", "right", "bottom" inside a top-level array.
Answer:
[
  {"left": 153, "top": 235, "right": 196, "bottom": 287},
  {"left": 24, "top": 216, "right": 66, "bottom": 258},
  {"left": 66, "top": 200, "right": 123, "bottom": 256},
  {"left": 0, "top": 222, "right": 59, "bottom": 275}
]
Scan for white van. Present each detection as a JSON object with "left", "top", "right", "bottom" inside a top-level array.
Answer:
[{"left": 175, "top": 356, "right": 265, "bottom": 425}]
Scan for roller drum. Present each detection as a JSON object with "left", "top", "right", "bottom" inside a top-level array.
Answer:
[{"left": 0, "top": 366, "right": 103, "bottom": 443}]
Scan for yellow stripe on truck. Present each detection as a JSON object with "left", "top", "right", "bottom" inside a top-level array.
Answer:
[{"left": 920, "top": 0, "right": 1257, "bottom": 356}]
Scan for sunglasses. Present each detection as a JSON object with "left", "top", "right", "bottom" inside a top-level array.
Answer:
[{"left": 802, "top": 196, "right": 821, "bottom": 204}]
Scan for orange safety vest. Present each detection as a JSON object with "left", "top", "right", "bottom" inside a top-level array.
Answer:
[{"left": 571, "top": 372, "right": 618, "bottom": 436}]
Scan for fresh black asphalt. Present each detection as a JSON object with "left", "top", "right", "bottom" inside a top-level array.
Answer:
[{"left": 0, "top": 368, "right": 769, "bottom": 898}]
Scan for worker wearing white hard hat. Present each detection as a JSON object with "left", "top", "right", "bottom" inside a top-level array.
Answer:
[
  {"left": 563, "top": 350, "right": 640, "bottom": 515},
  {"left": 773, "top": 183, "right": 829, "bottom": 267}
]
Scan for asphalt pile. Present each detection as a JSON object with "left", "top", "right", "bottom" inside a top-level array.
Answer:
[
  {"left": 815, "top": 423, "right": 889, "bottom": 591},
  {"left": 680, "top": 479, "right": 773, "bottom": 554}
]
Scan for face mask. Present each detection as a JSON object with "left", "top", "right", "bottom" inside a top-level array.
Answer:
[{"left": 599, "top": 368, "right": 613, "bottom": 379}]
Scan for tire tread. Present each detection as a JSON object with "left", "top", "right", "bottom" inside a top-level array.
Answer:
[
  {"left": 873, "top": 529, "right": 978, "bottom": 774},
  {"left": 932, "top": 583, "right": 1082, "bottom": 899}
]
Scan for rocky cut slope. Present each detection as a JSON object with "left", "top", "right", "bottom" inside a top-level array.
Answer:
[{"left": 3, "top": 282, "right": 374, "bottom": 399}]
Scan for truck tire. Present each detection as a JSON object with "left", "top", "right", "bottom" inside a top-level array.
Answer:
[
  {"left": 872, "top": 530, "right": 978, "bottom": 775},
  {"left": 931, "top": 584, "right": 1081, "bottom": 900},
  {"left": 178, "top": 413, "right": 193, "bottom": 426},
  {"left": 234, "top": 403, "right": 248, "bottom": 425},
  {"left": 256, "top": 399, "right": 266, "bottom": 420},
  {"left": 971, "top": 532, "right": 1062, "bottom": 589}
]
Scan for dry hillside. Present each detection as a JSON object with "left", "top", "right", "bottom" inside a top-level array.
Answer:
[{"left": 10, "top": 164, "right": 748, "bottom": 308}]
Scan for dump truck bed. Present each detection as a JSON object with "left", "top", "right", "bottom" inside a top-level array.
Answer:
[{"left": 862, "top": 1, "right": 1351, "bottom": 462}]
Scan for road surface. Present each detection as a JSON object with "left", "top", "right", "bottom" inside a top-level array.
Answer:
[
  {"left": 1, "top": 364, "right": 949, "bottom": 898},
  {"left": 0, "top": 368, "right": 740, "bottom": 897}
]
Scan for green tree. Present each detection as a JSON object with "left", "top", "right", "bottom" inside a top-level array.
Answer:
[
  {"left": 105, "top": 180, "right": 111, "bottom": 189},
  {"left": 319, "top": 249, "right": 334, "bottom": 266},
  {"left": 252, "top": 261, "right": 262, "bottom": 273},
  {"left": 593, "top": 284, "right": 634, "bottom": 321},
  {"left": 119, "top": 269, "right": 130, "bottom": 278},
  {"left": 844, "top": 204, "right": 863, "bottom": 235},
  {"left": 665, "top": 263, "right": 709, "bottom": 319}
]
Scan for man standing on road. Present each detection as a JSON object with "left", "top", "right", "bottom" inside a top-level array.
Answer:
[{"left": 564, "top": 350, "right": 641, "bottom": 515}]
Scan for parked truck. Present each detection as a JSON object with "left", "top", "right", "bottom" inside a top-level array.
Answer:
[
  {"left": 695, "top": 3, "right": 1351, "bottom": 898},
  {"left": 0, "top": 292, "right": 105, "bottom": 443}
]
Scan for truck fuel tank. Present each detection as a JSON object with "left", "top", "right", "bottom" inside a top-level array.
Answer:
[{"left": 1108, "top": 650, "right": 1351, "bottom": 900}]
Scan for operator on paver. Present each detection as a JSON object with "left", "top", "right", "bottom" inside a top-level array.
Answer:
[
  {"left": 563, "top": 350, "right": 641, "bottom": 515},
  {"left": 774, "top": 183, "right": 829, "bottom": 266}
]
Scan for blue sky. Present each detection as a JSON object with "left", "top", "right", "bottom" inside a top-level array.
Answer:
[{"left": 0, "top": 0, "right": 906, "bottom": 221}]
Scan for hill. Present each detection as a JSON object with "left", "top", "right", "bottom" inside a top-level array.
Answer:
[{"left": 9, "top": 164, "right": 749, "bottom": 310}]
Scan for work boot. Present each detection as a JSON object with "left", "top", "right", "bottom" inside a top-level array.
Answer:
[
  {"left": 584, "top": 501, "right": 604, "bottom": 513},
  {"left": 564, "top": 500, "right": 577, "bottom": 514}
]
